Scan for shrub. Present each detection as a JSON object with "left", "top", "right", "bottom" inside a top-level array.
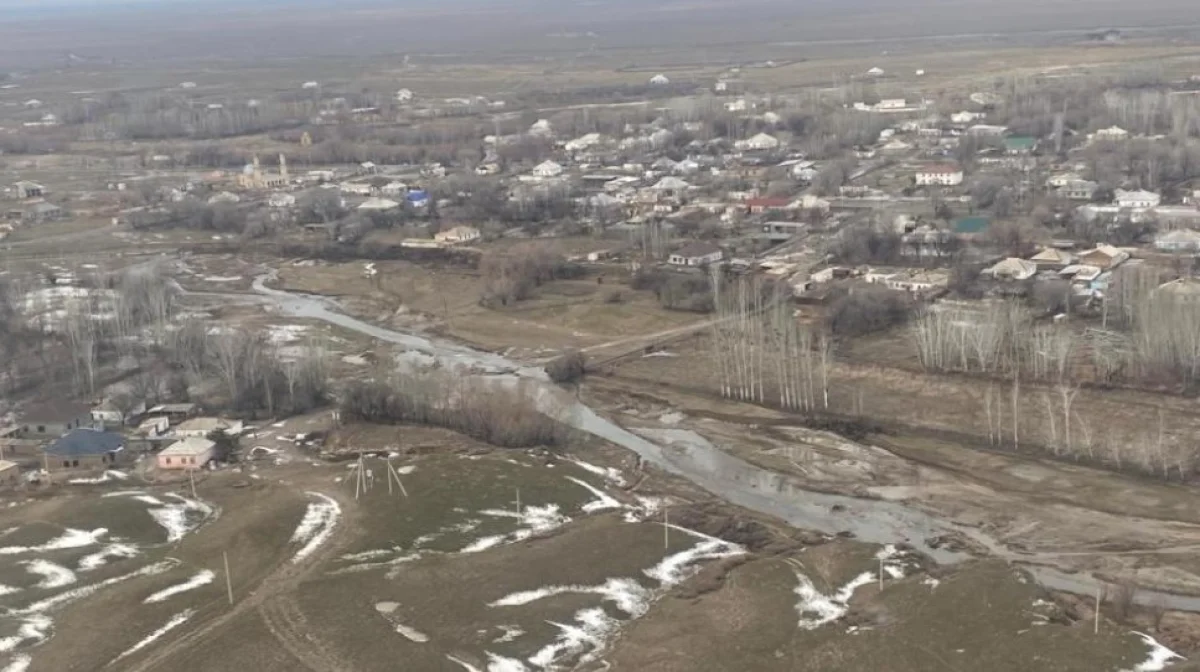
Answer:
[
  {"left": 545, "top": 350, "right": 587, "bottom": 384},
  {"left": 827, "top": 288, "right": 912, "bottom": 337},
  {"left": 340, "top": 373, "right": 568, "bottom": 448}
]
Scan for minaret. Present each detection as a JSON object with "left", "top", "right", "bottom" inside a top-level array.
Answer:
[{"left": 279, "top": 153, "right": 289, "bottom": 180}]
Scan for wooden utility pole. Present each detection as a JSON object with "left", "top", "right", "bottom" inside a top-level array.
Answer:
[
  {"left": 515, "top": 488, "right": 522, "bottom": 516},
  {"left": 223, "top": 551, "right": 234, "bottom": 605},
  {"left": 188, "top": 468, "right": 197, "bottom": 499},
  {"left": 1094, "top": 586, "right": 1102, "bottom": 634},
  {"left": 663, "top": 507, "right": 670, "bottom": 549},
  {"left": 878, "top": 558, "right": 884, "bottom": 590}
]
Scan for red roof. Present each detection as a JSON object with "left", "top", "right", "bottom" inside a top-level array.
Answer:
[{"left": 745, "top": 197, "right": 791, "bottom": 208}]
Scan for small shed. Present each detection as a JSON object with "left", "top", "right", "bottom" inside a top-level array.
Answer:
[{"left": 0, "top": 461, "right": 18, "bottom": 487}]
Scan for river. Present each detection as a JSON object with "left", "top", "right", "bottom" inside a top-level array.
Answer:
[{"left": 230, "top": 273, "right": 1200, "bottom": 612}]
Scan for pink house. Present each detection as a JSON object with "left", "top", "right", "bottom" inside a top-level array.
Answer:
[{"left": 157, "top": 437, "right": 216, "bottom": 471}]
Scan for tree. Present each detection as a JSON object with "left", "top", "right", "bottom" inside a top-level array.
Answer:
[{"left": 545, "top": 350, "right": 587, "bottom": 384}]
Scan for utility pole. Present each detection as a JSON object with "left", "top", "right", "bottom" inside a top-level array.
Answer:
[{"left": 223, "top": 551, "right": 234, "bottom": 605}]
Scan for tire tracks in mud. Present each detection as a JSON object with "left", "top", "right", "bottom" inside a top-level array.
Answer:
[{"left": 121, "top": 489, "right": 360, "bottom": 672}]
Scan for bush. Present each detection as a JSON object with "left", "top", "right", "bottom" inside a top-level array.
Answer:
[
  {"left": 340, "top": 373, "right": 568, "bottom": 448},
  {"left": 603, "top": 290, "right": 624, "bottom": 304},
  {"left": 827, "top": 288, "right": 912, "bottom": 337},
  {"left": 545, "top": 350, "right": 587, "bottom": 384}
]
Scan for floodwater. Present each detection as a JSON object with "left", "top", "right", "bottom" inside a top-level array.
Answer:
[{"left": 210, "top": 274, "right": 1200, "bottom": 612}]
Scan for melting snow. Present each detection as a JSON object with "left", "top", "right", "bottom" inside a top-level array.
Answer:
[
  {"left": 113, "top": 609, "right": 194, "bottom": 662},
  {"left": 143, "top": 570, "right": 215, "bottom": 603},
  {"left": 493, "top": 626, "right": 525, "bottom": 644},
  {"left": 565, "top": 477, "right": 622, "bottom": 514},
  {"left": 78, "top": 543, "right": 139, "bottom": 571},
  {"left": 146, "top": 495, "right": 213, "bottom": 543},
  {"left": 22, "top": 560, "right": 77, "bottom": 589},
  {"left": 66, "top": 470, "right": 129, "bottom": 485},
  {"left": 567, "top": 459, "right": 626, "bottom": 486},
  {"left": 290, "top": 492, "right": 341, "bottom": 563},
  {"left": 0, "top": 528, "right": 107, "bottom": 556},
  {"left": 0, "top": 616, "right": 50, "bottom": 654},
  {"left": 461, "top": 505, "right": 569, "bottom": 554},
  {"left": 16, "top": 560, "right": 175, "bottom": 615},
  {"left": 394, "top": 624, "right": 429, "bottom": 643},
  {"left": 0, "top": 585, "right": 18, "bottom": 597},
  {"left": 1125, "top": 632, "right": 1185, "bottom": 672},
  {"left": 0, "top": 654, "right": 30, "bottom": 672},
  {"left": 922, "top": 576, "right": 940, "bottom": 590},
  {"left": 793, "top": 545, "right": 904, "bottom": 630}
]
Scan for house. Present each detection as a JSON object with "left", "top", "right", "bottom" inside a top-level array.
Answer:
[
  {"left": 565, "top": 133, "right": 606, "bottom": 152},
  {"left": 744, "top": 197, "right": 792, "bottom": 215},
  {"left": 157, "top": 437, "right": 216, "bottom": 471},
  {"left": 237, "top": 154, "right": 289, "bottom": 190},
  {"left": 340, "top": 182, "right": 373, "bottom": 197},
  {"left": 13, "top": 181, "right": 44, "bottom": 199},
  {"left": 735, "top": 133, "right": 780, "bottom": 152},
  {"left": 649, "top": 74, "right": 671, "bottom": 85},
  {"left": 867, "top": 67, "right": 885, "bottom": 77},
  {"left": 173, "top": 417, "right": 243, "bottom": 439},
  {"left": 91, "top": 398, "right": 147, "bottom": 429},
  {"left": 395, "top": 88, "right": 415, "bottom": 102},
  {"left": 145, "top": 403, "right": 198, "bottom": 422},
  {"left": 22, "top": 202, "right": 63, "bottom": 223},
  {"left": 18, "top": 400, "right": 95, "bottom": 437},
  {"left": 1154, "top": 277, "right": 1200, "bottom": 302},
  {"left": 1060, "top": 264, "right": 1102, "bottom": 282},
  {"left": 762, "top": 221, "right": 807, "bottom": 242},
  {"left": 1114, "top": 189, "right": 1161, "bottom": 209},
  {"left": 1058, "top": 180, "right": 1099, "bottom": 201},
  {"left": 268, "top": 193, "right": 296, "bottom": 208},
  {"left": 1079, "top": 245, "right": 1130, "bottom": 270},
  {"left": 1151, "top": 205, "right": 1200, "bottom": 229},
  {"left": 1154, "top": 229, "right": 1200, "bottom": 252},
  {"left": 983, "top": 257, "right": 1038, "bottom": 281},
  {"left": 357, "top": 197, "right": 400, "bottom": 212},
  {"left": 876, "top": 98, "right": 907, "bottom": 110},
  {"left": 967, "top": 124, "right": 1008, "bottom": 137},
  {"left": 915, "top": 164, "right": 964, "bottom": 187},
  {"left": 136, "top": 416, "right": 171, "bottom": 439},
  {"left": 668, "top": 242, "right": 724, "bottom": 267},
  {"left": 1046, "top": 172, "right": 1082, "bottom": 189},
  {"left": 880, "top": 139, "right": 913, "bottom": 153},
  {"left": 950, "top": 111, "right": 985, "bottom": 124},
  {"left": 532, "top": 161, "right": 564, "bottom": 179},
  {"left": 886, "top": 270, "right": 949, "bottom": 294},
  {"left": 1003, "top": 136, "right": 1037, "bottom": 154},
  {"left": 434, "top": 225, "right": 481, "bottom": 245},
  {"left": 0, "top": 461, "right": 20, "bottom": 488},
  {"left": 1093, "top": 126, "right": 1129, "bottom": 141},
  {"left": 1029, "top": 248, "right": 1076, "bottom": 269},
  {"left": 45, "top": 429, "right": 126, "bottom": 471},
  {"left": 301, "top": 81, "right": 320, "bottom": 89}
]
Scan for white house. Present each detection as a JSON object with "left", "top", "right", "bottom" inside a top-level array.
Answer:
[
  {"left": 649, "top": 74, "right": 671, "bottom": 86},
  {"left": 380, "top": 181, "right": 408, "bottom": 197},
  {"left": 565, "top": 133, "right": 605, "bottom": 152},
  {"left": 915, "top": 164, "right": 964, "bottom": 186},
  {"left": 339, "top": 182, "right": 373, "bottom": 196},
  {"left": 358, "top": 197, "right": 400, "bottom": 212},
  {"left": 950, "top": 111, "right": 985, "bottom": 125},
  {"left": 1029, "top": 248, "right": 1076, "bottom": 269},
  {"left": 876, "top": 99, "right": 907, "bottom": 110},
  {"left": 529, "top": 119, "right": 554, "bottom": 137},
  {"left": 173, "top": 417, "right": 243, "bottom": 439},
  {"left": 301, "top": 81, "right": 319, "bottom": 89},
  {"left": 179, "top": 81, "right": 197, "bottom": 89},
  {"left": 1155, "top": 229, "right": 1200, "bottom": 252},
  {"left": 867, "top": 67, "right": 885, "bottom": 77},
  {"left": 532, "top": 160, "right": 564, "bottom": 178},
  {"left": 434, "top": 225, "right": 482, "bottom": 245},
  {"left": 735, "top": 133, "right": 780, "bottom": 151},
  {"left": 265, "top": 192, "right": 294, "bottom": 208},
  {"left": 1093, "top": 126, "right": 1129, "bottom": 141},
  {"left": 1114, "top": 189, "right": 1161, "bottom": 209},
  {"left": 967, "top": 124, "right": 1008, "bottom": 137},
  {"left": 668, "top": 242, "right": 724, "bottom": 267},
  {"left": 395, "top": 88, "right": 414, "bottom": 102}
]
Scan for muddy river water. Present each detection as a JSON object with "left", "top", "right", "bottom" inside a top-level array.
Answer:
[{"left": 232, "top": 274, "right": 1200, "bottom": 612}]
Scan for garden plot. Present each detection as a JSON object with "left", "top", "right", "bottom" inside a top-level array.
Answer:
[{"left": 0, "top": 489, "right": 216, "bottom": 668}]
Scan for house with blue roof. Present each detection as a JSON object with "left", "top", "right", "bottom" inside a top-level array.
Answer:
[{"left": 45, "top": 429, "right": 127, "bottom": 471}]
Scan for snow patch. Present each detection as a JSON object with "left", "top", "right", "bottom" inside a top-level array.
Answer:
[
  {"left": 0, "top": 654, "right": 31, "bottom": 672},
  {"left": 78, "top": 543, "right": 139, "bottom": 571},
  {"left": 290, "top": 492, "right": 341, "bottom": 563},
  {"left": 394, "top": 624, "right": 429, "bottom": 643},
  {"left": 565, "top": 477, "right": 622, "bottom": 514},
  {"left": 16, "top": 560, "right": 175, "bottom": 615},
  {"left": 645, "top": 534, "right": 744, "bottom": 587},
  {"left": 22, "top": 560, "right": 77, "bottom": 589},
  {"left": 461, "top": 505, "right": 569, "bottom": 554},
  {"left": 493, "top": 625, "right": 525, "bottom": 644},
  {"left": 0, "top": 616, "right": 50, "bottom": 654},
  {"left": 113, "top": 609, "right": 194, "bottom": 662},
  {"left": 146, "top": 494, "right": 213, "bottom": 543},
  {"left": 567, "top": 458, "right": 625, "bottom": 486},
  {"left": 143, "top": 570, "right": 215, "bottom": 603},
  {"left": 0, "top": 528, "right": 107, "bottom": 556},
  {"left": 1125, "top": 632, "right": 1185, "bottom": 672},
  {"left": 793, "top": 545, "right": 904, "bottom": 630},
  {"left": 66, "top": 470, "right": 128, "bottom": 485}
]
